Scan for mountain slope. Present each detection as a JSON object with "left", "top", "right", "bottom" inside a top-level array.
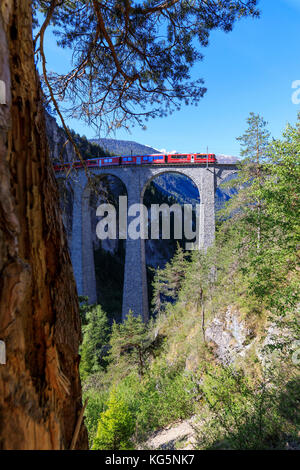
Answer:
[{"left": 90, "top": 138, "right": 160, "bottom": 156}]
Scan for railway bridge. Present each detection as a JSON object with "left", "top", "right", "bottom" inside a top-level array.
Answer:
[{"left": 57, "top": 162, "right": 238, "bottom": 320}]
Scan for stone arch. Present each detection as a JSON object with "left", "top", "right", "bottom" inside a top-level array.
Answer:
[
  {"left": 140, "top": 168, "right": 201, "bottom": 202},
  {"left": 215, "top": 166, "right": 239, "bottom": 190},
  {"left": 140, "top": 166, "right": 215, "bottom": 250},
  {"left": 141, "top": 168, "right": 202, "bottom": 248},
  {"left": 141, "top": 170, "right": 202, "bottom": 315}
]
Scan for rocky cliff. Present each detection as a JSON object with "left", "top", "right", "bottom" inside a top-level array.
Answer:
[{"left": 45, "top": 112, "right": 77, "bottom": 163}]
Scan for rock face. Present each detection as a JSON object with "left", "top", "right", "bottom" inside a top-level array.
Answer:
[
  {"left": 45, "top": 112, "right": 77, "bottom": 163},
  {"left": 206, "top": 307, "right": 253, "bottom": 365},
  {"left": 0, "top": 2, "right": 88, "bottom": 449}
]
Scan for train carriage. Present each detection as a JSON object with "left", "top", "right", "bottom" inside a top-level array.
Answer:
[
  {"left": 53, "top": 152, "right": 217, "bottom": 172},
  {"left": 121, "top": 155, "right": 139, "bottom": 165},
  {"left": 166, "top": 153, "right": 216, "bottom": 164},
  {"left": 166, "top": 153, "right": 191, "bottom": 163},
  {"left": 139, "top": 154, "right": 166, "bottom": 164},
  {"left": 195, "top": 153, "right": 216, "bottom": 163},
  {"left": 98, "top": 156, "right": 121, "bottom": 166}
]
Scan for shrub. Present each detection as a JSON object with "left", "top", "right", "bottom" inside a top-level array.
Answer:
[
  {"left": 92, "top": 389, "right": 135, "bottom": 450},
  {"left": 195, "top": 365, "right": 299, "bottom": 450},
  {"left": 84, "top": 390, "right": 109, "bottom": 447}
]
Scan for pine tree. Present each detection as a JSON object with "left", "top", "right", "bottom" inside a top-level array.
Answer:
[
  {"left": 245, "top": 116, "right": 300, "bottom": 317},
  {"left": 33, "top": 1, "right": 259, "bottom": 136},
  {"left": 108, "top": 311, "right": 150, "bottom": 379},
  {"left": 222, "top": 113, "right": 271, "bottom": 252},
  {"left": 180, "top": 249, "right": 215, "bottom": 342},
  {"left": 237, "top": 113, "right": 271, "bottom": 165},
  {"left": 80, "top": 305, "right": 110, "bottom": 380},
  {"left": 92, "top": 388, "right": 135, "bottom": 450},
  {"left": 0, "top": 1, "right": 88, "bottom": 449},
  {"left": 152, "top": 245, "right": 189, "bottom": 314},
  {"left": 221, "top": 114, "right": 299, "bottom": 319}
]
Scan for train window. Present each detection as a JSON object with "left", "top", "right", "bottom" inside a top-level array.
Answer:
[
  {"left": 170, "top": 154, "right": 188, "bottom": 159},
  {"left": 109, "top": 159, "right": 112, "bottom": 162},
  {"left": 128, "top": 157, "right": 132, "bottom": 161}
]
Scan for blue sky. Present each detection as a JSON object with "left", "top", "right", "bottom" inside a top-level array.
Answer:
[{"left": 40, "top": 0, "right": 300, "bottom": 156}]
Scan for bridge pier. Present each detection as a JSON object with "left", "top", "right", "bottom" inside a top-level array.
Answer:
[
  {"left": 70, "top": 178, "right": 84, "bottom": 297},
  {"left": 122, "top": 177, "right": 148, "bottom": 321},
  {"left": 199, "top": 168, "right": 216, "bottom": 249},
  {"left": 81, "top": 185, "right": 97, "bottom": 304},
  {"left": 70, "top": 175, "right": 97, "bottom": 304}
]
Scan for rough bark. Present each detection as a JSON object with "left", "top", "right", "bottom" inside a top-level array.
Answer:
[{"left": 0, "top": 0, "right": 88, "bottom": 449}]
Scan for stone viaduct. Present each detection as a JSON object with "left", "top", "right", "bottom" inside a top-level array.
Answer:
[{"left": 57, "top": 162, "right": 238, "bottom": 321}]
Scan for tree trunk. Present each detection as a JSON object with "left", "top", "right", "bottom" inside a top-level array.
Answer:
[{"left": 0, "top": 1, "right": 88, "bottom": 449}]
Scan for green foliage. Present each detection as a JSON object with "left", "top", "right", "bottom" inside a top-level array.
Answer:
[
  {"left": 80, "top": 305, "right": 110, "bottom": 381},
  {"left": 237, "top": 112, "right": 271, "bottom": 164},
  {"left": 152, "top": 245, "right": 189, "bottom": 314},
  {"left": 220, "top": 113, "right": 300, "bottom": 319},
  {"left": 108, "top": 311, "right": 151, "bottom": 379},
  {"left": 179, "top": 248, "right": 216, "bottom": 343},
  {"left": 83, "top": 389, "right": 109, "bottom": 447},
  {"left": 221, "top": 113, "right": 271, "bottom": 239},
  {"left": 78, "top": 296, "right": 91, "bottom": 325},
  {"left": 137, "top": 373, "right": 195, "bottom": 438},
  {"left": 48, "top": 124, "right": 109, "bottom": 163},
  {"left": 196, "top": 365, "right": 299, "bottom": 450},
  {"left": 109, "top": 366, "right": 197, "bottom": 442},
  {"left": 92, "top": 388, "right": 135, "bottom": 450}
]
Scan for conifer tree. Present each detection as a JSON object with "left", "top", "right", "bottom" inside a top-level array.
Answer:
[
  {"left": 92, "top": 388, "right": 135, "bottom": 450},
  {"left": 80, "top": 305, "right": 110, "bottom": 380},
  {"left": 245, "top": 116, "right": 300, "bottom": 318},
  {"left": 152, "top": 245, "right": 189, "bottom": 314},
  {"left": 222, "top": 113, "right": 271, "bottom": 252},
  {"left": 221, "top": 114, "right": 299, "bottom": 319},
  {"left": 180, "top": 249, "right": 214, "bottom": 342},
  {"left": 109, "top": 311, "right": 150, "bottom": 379},
  {"left": 237, "top": 113, "right": 271, "bottom": 165},
  {"left": 33, "top": 1, "right": 259, "bottom": 137}
]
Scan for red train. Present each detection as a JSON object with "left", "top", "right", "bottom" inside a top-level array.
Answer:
[{"left": 53, "top": 153, "right": 216, "bottom": 172}]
